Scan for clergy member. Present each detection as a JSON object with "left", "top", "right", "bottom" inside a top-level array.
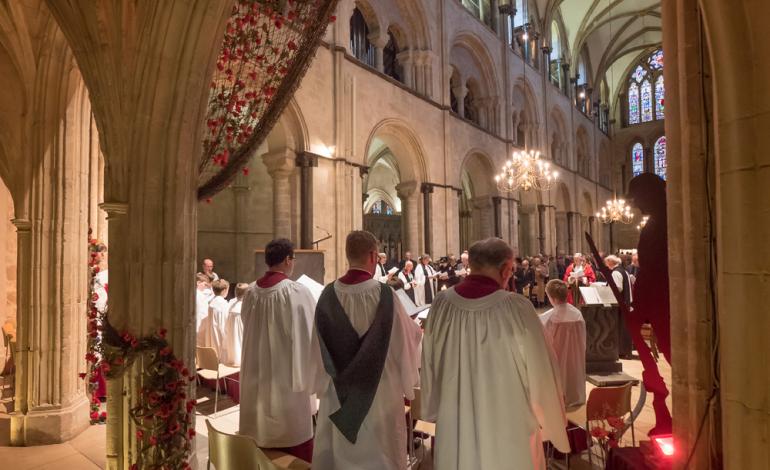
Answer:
[
  {"left": 374, "top": 252, "right": 392, "bottom": 283},
  {"left": 195, "top": 273, "right": 213, "bottom": 337},
  {"left": 311, "top": 230, "right": 422, "bottom": 470},
  {"left": 199, "top": 258, "right": 220, "bottom": 281},
  {"left": 541, "top": 279, "right": 587, "bottom": 411},
  {"left": 563, "top": 253, "right": 596, "bottom": 305},
  {"left": 414, "top": 254, "right": 437, "bottom": 306},
  {"left": 421, "top": 238, "right": 569, "bottom": 470},
  {"left": 222, "top": 282, "right": 248, "bottom": 367},
  {"left": 398, "top": 260, "right": 417, "bottom": 304},
  {"left": 239, "top": 239, "right": 317, "bottom": 462}
]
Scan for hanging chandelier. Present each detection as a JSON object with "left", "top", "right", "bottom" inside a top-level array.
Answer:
[
  {"left": 596, "top": 196, "right": 634, "bottom": 224},
  {"left": 636, "top": 215, "right": 650, "bottom": 230},
  {"left": 495, "top": 150, "right": 559, "bottom": 192}
]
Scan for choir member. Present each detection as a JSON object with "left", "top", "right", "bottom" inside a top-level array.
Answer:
[
  {"left": 222, "top": 282, "right": 248, "bottom": 367},
  {"left": 541, "top": 279, "right": 587, "bottom": 411},
  {"left": 195, "top": 273, "right": 213, "bottom": 336},
  {"left": 398, "top": 260, "right": 417, "bottom": 303},
  {"left": 421, "top": 238, "right": 569, "bottom": 470},
  {"left": 374, "top": 252, "right": 392, "bottom": 283},
  {"left": 198, "top": 279, "right": 229, "bottom": 359},
  {"left": 311, "top": 231, "right": 422, "bottom": 470},
  {"left": 414, "top": 254, "right": 438, "bottom": 306},
  {"left": 239, "top": 239, "right": 317, "bottom": 462}
]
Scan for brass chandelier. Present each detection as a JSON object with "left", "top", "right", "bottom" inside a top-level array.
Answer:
[
  {"left": 495, "top": 150, "right": 559, "bottom": 192},
  {"left": 596, "top": 196, "right": 634, "bottom": 224}
]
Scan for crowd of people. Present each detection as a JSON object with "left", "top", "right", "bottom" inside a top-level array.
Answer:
[{"left": 192, "top": 232, "right": 643, "bottom": 469}]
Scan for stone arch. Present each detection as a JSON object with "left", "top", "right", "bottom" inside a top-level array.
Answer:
[
  {"left": 389, "top": 0, "right": 431, "bottom": 50},
  {"left": 352, "top": 0, "right": 383, "bottom": 36},
  {"left": 575, "top": 125, "right": 591, "bottom": 178},
  {"left": 449, "top": 31, "right": 501, "bottom": 131},
  {"left": 512, "top": 76, "right": 540, "bottom": 148},
  {"left": 265, "top": 98, "right": 308, "bottom": 153},
  {"left": 364, "top": 118, "right": 428, "bottom": 184},
  {"left": 458, "top": 150, "right": 498, "bottom": 250},
  {"left": 549, "top": 106, "right": 568, "bottom": 166}
]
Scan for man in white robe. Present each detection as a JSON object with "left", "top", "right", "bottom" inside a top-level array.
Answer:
[
  {"left": 239, "top": 239, "right": 317, "bottom": 462},
  {"left": 421, "top": 237, "right": 570, "bottom": 470},
  {"left": 223, "top": 283, "right": 248, "bottom": 367},
  {"left": 541, "top": 279, "right": 587, "bottom": 411},
  {"left": 199, "top": 258, "right": 219, "bottom": 281},
  {"left": 195, "top": 273, "right": 214, "bottom": 339},
  {"left": 397, "top": 260, "right": 417, "bottom": 304},
  {"left": 310, "top": 230, "right": 422, "bottom": 470},
  {"left": 200, "top": 279, "right": 229, "bottom": 360},
  {"left": 414, "top": 254, "right": 437, "bottom": 306}
]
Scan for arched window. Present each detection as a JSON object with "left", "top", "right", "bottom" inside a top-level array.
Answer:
[
  {"left": 654, "top": 136, "right": 667, "bottom": 180},
  {"left": 631, "top": 143, "right": 644, "bottom": 177},
  {"left": 626, "top": 49, "right": 665, "bottom": 126},
  {"left": 350, "top": 8, "right": 374, "bottom": 67},
  {"left": 655, "top": 75, "right": 665, "bottom": 120},
  {"left": 549, "top": 21, "right": 563, "bottom": 88},
  {"left": 370, "top": 199, "right": 395, "bottom": 215},
  {"left": 383, "top": 31, "right": 400, "bottom": 82},
  {"left": 628, "top": 82, "right": 640, "bottom": 125},
  {"left": 461, "top": 0, "right": 494, "bottom": 29}
]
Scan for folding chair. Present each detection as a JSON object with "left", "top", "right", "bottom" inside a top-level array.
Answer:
[
  {"left": 585, "top": 382, "right": 639, "bottom": 468},
  {"left": 196, "top": 347, "right": 239, "bottom": 413},
  {"left": 205, "top": 419, "right": 310, "bottom": 470}
]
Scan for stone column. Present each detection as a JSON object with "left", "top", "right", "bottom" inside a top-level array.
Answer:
[
  {"left": 509, "top": 199, "right": 520, "bottom": 256},
  {"left": 555, "top": 211, "right": 568, "bottom": 256},
  {"left": 473, "top": 196, "right": 494, "bottom": 241},
  {"left": 453, "top": 84, "right": 468, "bottom": 117},
  {"left": 263, "top": 149, "right": 297, "bottom": 240},
  {"left": 567, "top": 211, "right": 579, "bottom": 254},
  {"left": 46, "top": 3, "right": 233, "bottom": 468},
  {"left": 369, "top": 33, "right": 388, "bottom": 73},
  {"left": 414, "top": 52, "right": 427, "bottom": 96},
  {"left": 397, "top": 50, "right": 414, "bottom": 89},
  {"left": 396, "top": 182, "right": 419, "bottom": 254},
  {"left": 295, "top": 152, "right": 318, "bottom": 249},
  {"left": 492, "top": 197, "right": 503, "bottom": 238},
  {"left": 421, "top": 183, "right": 434, "bottom": 255}
]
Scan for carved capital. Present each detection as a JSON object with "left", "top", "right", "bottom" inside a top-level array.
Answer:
[
  {"left": 99, "top": 202, "right": 129, "bottom": 218},
  {"left": 11, "top": 218, "right": 32, "bottom": 232},
  {"left": 396, "top": 181, "right": 419, "bottom": 199},
  {"left": 262, "top": 149, "right": 296, "bottom": 178}
]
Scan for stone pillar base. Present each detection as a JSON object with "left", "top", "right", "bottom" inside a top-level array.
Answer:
[{"left": 9, "top": 395, "right": 90, "bottom": 446}]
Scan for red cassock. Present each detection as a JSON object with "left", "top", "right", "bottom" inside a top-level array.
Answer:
[{"left": 562, "top": 263, "right": 596, "bottom": 305}]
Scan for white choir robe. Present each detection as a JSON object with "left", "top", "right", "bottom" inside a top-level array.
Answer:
[
  {"left": 222, "top": 298, "right": 244, "bottom": 367},
  {"left": 195, "top": 288, "right": 213, "bottom": 341},
  {"left": 421, "top": 288, "right": 570, "bottom": 470},
  {"left": 239, "top": 280, "right": 318, "bottom": 448},
  {"left": 374, "top": 263, "right": 389, "bottom": 283},
  {"left": 397, "top": 271, "right": 414, "bottom": 294},
  {"left": 198, "top": 296, "right": 229, "bottom": 360},
  {"left": 540, "top": 303, "right": 587, "bottom": 411},
  {"left": 413, "top": 264, "right": 436, "bottom": 306},
  {"left": 310, "top": 279, "right": 422, "bottom": 470}
]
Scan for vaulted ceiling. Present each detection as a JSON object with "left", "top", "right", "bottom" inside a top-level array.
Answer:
[{"left": 531, "top": 0, "right": 662, "bottom": 101}]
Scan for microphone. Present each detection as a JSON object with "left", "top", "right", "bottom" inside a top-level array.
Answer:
[{"left": 315, "top": 225, "right": 331, "bottom": 237}]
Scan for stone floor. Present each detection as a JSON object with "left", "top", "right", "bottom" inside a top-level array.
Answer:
[{"left": 0, "top": 357, "right": 672, "bottom": 469}]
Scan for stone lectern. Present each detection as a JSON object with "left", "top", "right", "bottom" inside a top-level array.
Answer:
[{"left": 254, "top": 249, "right": 325, "bottom": 284}]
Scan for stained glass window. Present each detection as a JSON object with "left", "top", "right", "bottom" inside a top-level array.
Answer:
[
  {"left": 648, "top": 49, "right": 664, "bottom": 70},
  {"left": 655, "top": 75, "right": 665, "bottom": 120},
  {"left": 628, "top": 82, "right": 640, "bottom": 125},
  {"left": 641, "top": 80, "right": 653, "bottom": 122},
  {"left": 632, "top": 65, "right": 647, "bottom": 82},
  {"left": 654, "top": 136, "right": 667, "bottom": 180},
  {"left": 632, "top": 143, "right": 644, "bottom": 177}
]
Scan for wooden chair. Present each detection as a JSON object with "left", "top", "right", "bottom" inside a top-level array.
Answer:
[
  {"left": 205, "top": 419, "right": 310, "bottom": 470},
  {"left": 196, "top": 347, "right": 239, "bottom": 413},
  {"left": 585, "top": 382, "right": 637, "bottom": 468}
]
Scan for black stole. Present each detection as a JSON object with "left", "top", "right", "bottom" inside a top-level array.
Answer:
[
  {"left": 315, "top": 282, "right": 394, "bottom": 443},
  {"left": 421, "top": 264, "right": 434, "bottom": 304}
]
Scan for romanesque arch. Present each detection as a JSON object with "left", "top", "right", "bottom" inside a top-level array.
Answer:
[
  {"left": 458, "top": 150, "right": 498, "bottom": 249},
  {"left": 549, "top": 106, "right": 568, "bottom": 166},
  {"left": 512, "top": 76, "right": 540, "bottom": 149}
]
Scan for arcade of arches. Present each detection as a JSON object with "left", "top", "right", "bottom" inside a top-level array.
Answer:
[{"left": 0, "top": 0, "right": 768, "bottom": 469}]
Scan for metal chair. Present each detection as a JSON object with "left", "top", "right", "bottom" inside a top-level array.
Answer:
[
  {"left": 196, "top": 347, "right": 239, "bottom": 413},
  {"left": 206, "top": 419, "right": 311, "bottom": 470},
  {"left": 585, "top": 382, "right": 643, "bottom": 467}
]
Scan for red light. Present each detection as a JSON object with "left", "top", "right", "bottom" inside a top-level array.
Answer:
[{"left": 653, "top": 436, "right": 675, "bottom": 457}]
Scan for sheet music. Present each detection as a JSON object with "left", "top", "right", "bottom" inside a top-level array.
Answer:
[
  {"left": 579, "top": 286, "right": 602, "bottom": 305},
  {"left": 388, "top": 267, "right": 399, "bottom": 275},
  {"left": 297, "top": 274, "right": 324, "bottom": 302},
  {"left": 417, "top": 308, "right": 430, "bottom": 320},
  {"left": 395, "top": 289, "right": 431, "bottom": 318},
  {"left": 594, "top": 285, "right": 618, "bottom": 306}
]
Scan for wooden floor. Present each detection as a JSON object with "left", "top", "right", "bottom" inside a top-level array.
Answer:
[{"left": 0, "top": 356, "right": 671, "bottom": 469}]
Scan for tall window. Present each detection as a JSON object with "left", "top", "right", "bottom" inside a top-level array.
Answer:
[
  {"left": 383, "top": 31, "right": 400, "bottom": 82},
  {"left": 549, "top": 21, "right": 563, "bottom": 89},
  {"left": 632, "top": 143, "right": 644, "bottom": 177},
  {"left": 350, "top": 8, "right": 374, "bottom": 67},
  {"left": 654, "top": 136, "right": 667, "bottom": 180},
  {"left": 627, "top": 49, "right": 665, "bottom": 126},
  {"left": 461, "top": 0, "right": 494, "bottom": 29}
]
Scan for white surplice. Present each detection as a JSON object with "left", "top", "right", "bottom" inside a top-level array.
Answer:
[
  {"left": 310, "top": 279, "right": 422, "bottom": 470},
  {"left": 540, "top": 303, "right": 587, "bottom": 411},
  {"left": 238, "top": 279, "right": 317, "bottom": 448},
  {"left": 221, "top": 298, "right": 244, "bottom": 367},
  {"left": 413, "top": 263, "right": 436, "bottom": 306},
  {"left": 421, "top": 288, "right": 570, "bottom": 470},
  {"left": 198, "top": 296, "right": 229, "bottom": 360},
  {"left": 195, "top": 288, "right": 213, "bottom": 342}
]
